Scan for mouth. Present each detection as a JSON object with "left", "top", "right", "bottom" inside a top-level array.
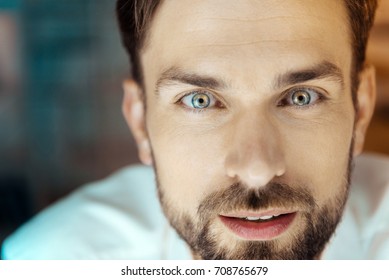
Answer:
[{"left": 219, "top": 210, "right": 297, "bottom": 240}]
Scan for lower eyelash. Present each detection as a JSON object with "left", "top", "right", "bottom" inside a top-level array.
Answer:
[{"left": 186, "top": 107, "right": 208, "bottom": 114}]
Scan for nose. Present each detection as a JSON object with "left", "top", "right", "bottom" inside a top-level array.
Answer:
[{"left": 224, "top": 111, "right": 286, "bottom": 188}]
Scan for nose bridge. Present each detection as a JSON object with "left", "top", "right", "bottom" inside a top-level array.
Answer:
[{"left": 225, "top": 109, "right": 285, "bottom": 187}]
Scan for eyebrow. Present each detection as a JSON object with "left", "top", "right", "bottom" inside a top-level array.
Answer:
[
  {"left": 155, "top": 61, "right": 344, "bottom": 95},
  {"left": 274, "top": 61, "right": 344, "bottom": 90},
  {"left": 155, "top": 67, "right": 227, "bottom": 95}
]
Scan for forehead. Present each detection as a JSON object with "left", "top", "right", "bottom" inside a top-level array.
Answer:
[{"left": 142, "top": 0, "right": 351, "bottom": 92}]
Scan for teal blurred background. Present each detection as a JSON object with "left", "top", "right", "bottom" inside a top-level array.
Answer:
[{"left": 0, "top": 0, "right": 139, "bottom": 244}]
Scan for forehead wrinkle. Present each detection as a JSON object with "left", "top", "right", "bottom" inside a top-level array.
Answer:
[
  {"left": 187, "top": 10, "right": 332, "bottom": 33},
  {"left": 191, "top": 38, "right": 324, "bottom": 48},
  {"left": 181, "top": 15, "right": 332, "bottom": 48},
  {"left": 202, "top": 14, "right": 328, "bottom": 23}
]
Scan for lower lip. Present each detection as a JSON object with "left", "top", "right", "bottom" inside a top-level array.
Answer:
[{"left": 219, "top": 213, "right": 297, "bottom": 240}]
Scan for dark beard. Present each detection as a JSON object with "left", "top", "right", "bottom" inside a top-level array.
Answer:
[
  {"left": 152, "top": 145, "right": 353, "bottom": 260},
  {"left": 193, "top": 204, "right": 343, "bottom": 260},
  {"left": 160, "top": 181, "right": 348, "bottom": 260}
]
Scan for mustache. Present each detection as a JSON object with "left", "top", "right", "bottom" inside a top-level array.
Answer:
[{"left": 198, "top": 182, "right": 317, "bottom": 221}]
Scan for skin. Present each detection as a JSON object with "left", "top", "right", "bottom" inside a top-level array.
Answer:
[{"left": 122, "top": 0, "right": 376, "bottom": 259}]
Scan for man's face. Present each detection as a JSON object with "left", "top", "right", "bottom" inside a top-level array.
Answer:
[{"left": 137, "top": 0, "right": 358, "bottom": 259}]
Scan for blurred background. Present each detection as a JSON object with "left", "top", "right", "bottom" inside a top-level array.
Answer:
[
  {"left": 0, "top": 0, "right": 138, "bottom": 245},
  {"left": 0, "top": 0, "right": 388, "bottom": 246}
]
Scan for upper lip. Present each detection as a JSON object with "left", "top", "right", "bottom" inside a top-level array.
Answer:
[{"left": 220, "top": 209, "right": 297, "bottom": 218}]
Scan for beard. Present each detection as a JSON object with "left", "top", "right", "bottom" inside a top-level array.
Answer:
[{"left": 152, "top": 145, "right": 354, "bottom": 260}]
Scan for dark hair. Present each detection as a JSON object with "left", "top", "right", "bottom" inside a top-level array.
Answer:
[
  {"left": 116, "top": 0, "right": 377, "bottom": 91},
  {"left": 116, "top": 0, "right": 162, "bottom": 87}
]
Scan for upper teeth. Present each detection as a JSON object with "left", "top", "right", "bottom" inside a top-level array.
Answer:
[{"left": 245, "top": 215, "right": 280, "bottom": 221}]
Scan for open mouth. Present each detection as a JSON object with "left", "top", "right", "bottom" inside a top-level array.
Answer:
[
  {"left": 219, "top": 212, "right": 297, "bottom": 240},
  {"left": 239, "top": 213, "right": 287, "bottom": 222}
]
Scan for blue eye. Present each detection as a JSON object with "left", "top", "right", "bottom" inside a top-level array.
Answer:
[
  {"left": 280, "top": 88, "right": 321, "bottom": 107},
  {"left": 292, "top": 90, "right": 311, "bottom": 106},
  {"left": 192, "top": 92, "right": 210, "bottom": 108},
  {"left": 181, "top": 91, "right": 216, "bottom": 109}
]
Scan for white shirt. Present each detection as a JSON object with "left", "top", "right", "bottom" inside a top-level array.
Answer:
[{"left": 2, "top": 153, "right": 389, "bottom": 259}]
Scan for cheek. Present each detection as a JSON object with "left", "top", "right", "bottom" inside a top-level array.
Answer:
[
  {"left": 146, "top": 109, "right": 228, "bottom": 213},
  {"left": 282, "top": 109, "right": 355, "bottom": 201}
]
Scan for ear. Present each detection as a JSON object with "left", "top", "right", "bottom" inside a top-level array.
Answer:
[
  {"left": 122, "top": 79, "right": 153, "bottom": 165},
  {"left": 353, "top": 65, "right": 376, "bottom": 156}
]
